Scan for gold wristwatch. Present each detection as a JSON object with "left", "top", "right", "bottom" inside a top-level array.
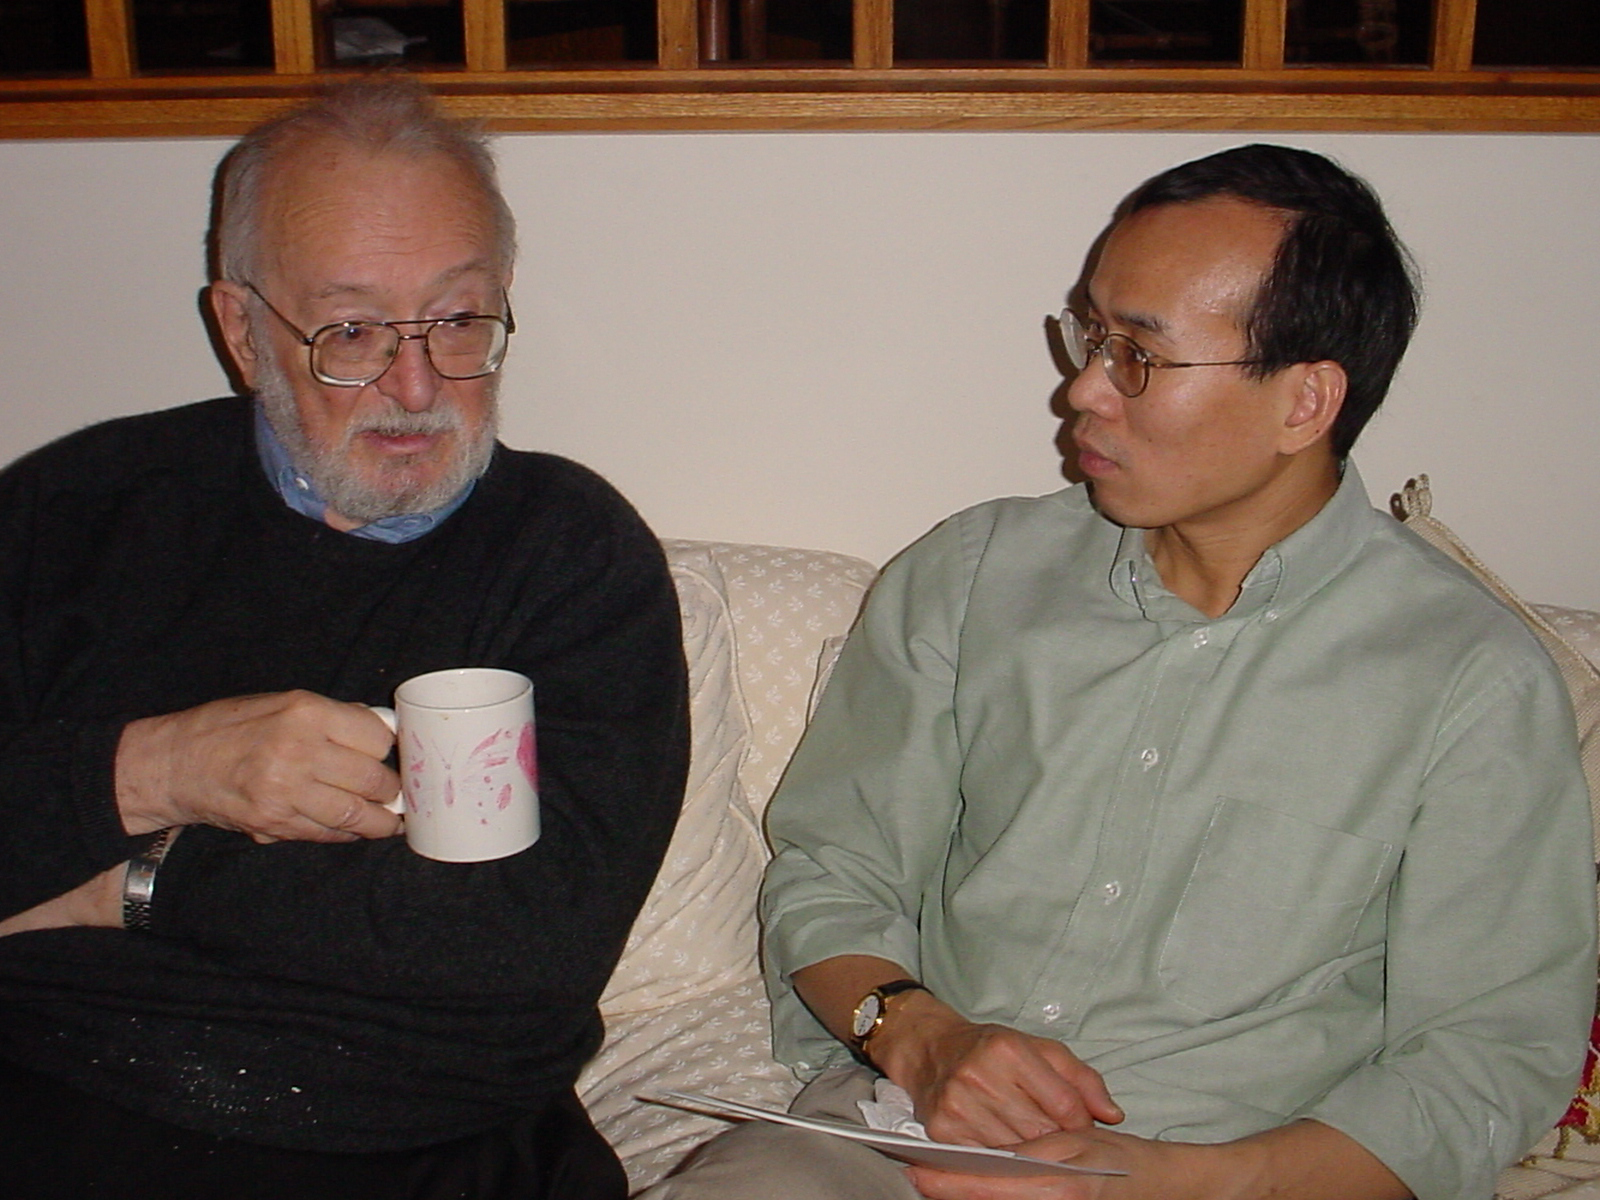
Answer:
[{"left": 849, "top": 978, "right": 930, "bottom": 1060}]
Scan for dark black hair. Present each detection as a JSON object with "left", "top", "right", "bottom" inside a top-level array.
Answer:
[{"left": 1119, "top": 143, "right": 1419, "bottom": 458}]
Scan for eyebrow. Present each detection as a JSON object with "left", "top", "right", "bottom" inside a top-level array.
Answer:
[
  {"left": 308, "top": 261, "right": 501, "bottom": 303},
  {"left": 1086, "top": 290, "right": 1168, "bottom": 339}
]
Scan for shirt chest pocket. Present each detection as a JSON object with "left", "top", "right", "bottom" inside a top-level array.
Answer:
[{"left": 1157, "top": 797, "right": 1396, "bottom": 1020}]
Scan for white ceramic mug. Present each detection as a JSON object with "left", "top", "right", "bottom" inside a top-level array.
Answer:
[{"left": 371, "top": 667, "right": 540, "bottom": 863}]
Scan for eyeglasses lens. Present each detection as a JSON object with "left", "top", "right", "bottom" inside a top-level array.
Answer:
[
  {"left": 314, "top": 325, "right": 395, "bottom": 384},
  {"left": 312, "top": 319, "right": 507, "bottom": 385},
  {"left": 1064, "top": 313, "right": 1087, "bottom": 371},
  {"left": 1102, "top": 336, "right": 1147, "bottom": 398},
  {"left": 428, "top": 319, "right": 506, "bottom": 378},
  {"left": 1062, "top": 312, "right": 1146, "bottom": 398}
]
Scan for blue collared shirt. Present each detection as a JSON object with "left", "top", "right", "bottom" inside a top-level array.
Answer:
[{"left": 253, "top": 403, "right": 474, "bottom": 543}]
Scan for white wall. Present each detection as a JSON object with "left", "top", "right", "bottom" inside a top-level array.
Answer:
[{"left": 2, "top": 130, "right": 1597, "bottom": 608}]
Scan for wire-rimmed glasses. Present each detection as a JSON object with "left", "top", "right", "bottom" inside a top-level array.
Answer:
[
  {"left": 245, "top": 282, "right": 516, "bottom": 388},
  {"left": 1059, "top": 308, "right": 1260, "bottom": 399}
]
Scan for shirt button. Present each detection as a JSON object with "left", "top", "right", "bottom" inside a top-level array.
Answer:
[
  {"left": 1263, "top": 609, "right": 1280, "bottom": 623},
  {"left": 1101, "top": 880, "right": 1122, "bottom": 902},
  {"left": 1041, "top": 1003, "right": 1061, "bottom": 1021},
  {"left": 1191, "top": 627, "right": 1210, "bottom": 648},
  {"left": 1139, "top": 747, "right": 1159, "bottom": 769}
]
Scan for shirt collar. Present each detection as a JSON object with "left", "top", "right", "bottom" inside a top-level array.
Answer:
[
  {"left": 252, "top": 402, "right": 476, "bottom": 544},
  {"left": 1109, "top": 462, "right": 1373, "bottom": 624}
]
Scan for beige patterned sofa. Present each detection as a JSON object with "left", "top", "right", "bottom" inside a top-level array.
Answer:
[{"left": 577, "top": 512, "right": 1600, "bottom": 1198}]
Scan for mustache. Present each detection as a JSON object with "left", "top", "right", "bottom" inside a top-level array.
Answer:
[{"left": 347, "top": 407, "right": 464, "bottom": 439}]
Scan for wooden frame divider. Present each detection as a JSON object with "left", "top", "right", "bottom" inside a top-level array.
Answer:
[
  {"left": 270, "top": 0, "right": 318, "bottom": 75},
  {"left": 1430, "top": 0, "right": 1478, "bottom": 74},
  {"left": 84, "top": 0, "right": 134, "bottom": 80},
  {"left": 6, "top": 0, "right": 1598, "bottom": 137}
]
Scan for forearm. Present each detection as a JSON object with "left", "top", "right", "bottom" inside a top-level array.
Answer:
[
  {"left": 906, "top": 1120, "right": 1409, "bottom": 1200},
  {"left": 791, "top": 953, "right": 925, "bottom": 1050},
  {"left": 0, "top": 718, "right": 141, "bottom": 916},
  {"left": 1216, "top": 1120, "right": 1410, "bottom": 1200},
  {"left": 794, "top": 955, "right": 1123, "bottom": 1143},
  {"left": 794, "top": 956, "right": 1015, "bottom": 1090},
  {"left": 0, "top": 861, "right": 127, "bottom": 937},
  {"left": 114, "top": 713, "right": 177, "bottom": 834}
]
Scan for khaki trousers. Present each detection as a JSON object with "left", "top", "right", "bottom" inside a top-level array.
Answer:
[{"left": 639, "top": 1067, "right": 923, "bottom": 1200}]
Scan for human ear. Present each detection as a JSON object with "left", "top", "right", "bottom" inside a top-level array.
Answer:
[
  {"left": 209, "top": 281, "right": 260, "bottom": 390},
  {"left": 1280, "top": 360, "right": 1346, "bottom": 455}
]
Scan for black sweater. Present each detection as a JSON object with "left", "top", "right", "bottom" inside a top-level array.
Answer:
[{"left": 0, "top": 397, "right": 688, "bottom": 1152}]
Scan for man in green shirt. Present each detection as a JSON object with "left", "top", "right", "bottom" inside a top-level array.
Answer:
[{"left": 650, "top": 145, "right": 1595, "bottom": 1200}]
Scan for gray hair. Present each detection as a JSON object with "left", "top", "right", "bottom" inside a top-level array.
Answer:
[{"left": 214, "top": 75, "right": 517, "bottom": 284}]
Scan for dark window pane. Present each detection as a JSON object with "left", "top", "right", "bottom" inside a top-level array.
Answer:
[
  {"left": 507, "top": 0, "right": 655, "bottom": 64},
  {"left": 1474, "top": 0, "right": 1600, "bottom": 68},
  {"left": 1286, "top": 0, "right": 1428, "bottom": 66},
  {"left": 0, "top": 0, "right": 89, "bottom": 75},
  {"left": 1090, "top": 0, "right": 1240, "bottom": 64},
  {"left": 324, "top": 1, "right": 465, "bottom": 68},
  {"left": 894, "top": 0, "right": 1047, "bottom": 62},
  {"left": 132, "top": 0, "right": 274, "bottom": 71},
  {"left": 709, "top": 0, "right": 851, "bottom": 63}
]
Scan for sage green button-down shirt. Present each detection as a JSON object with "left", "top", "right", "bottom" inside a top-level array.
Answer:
[{"left": 762, "top": 466, "right": 1595, "bottom": 1200}]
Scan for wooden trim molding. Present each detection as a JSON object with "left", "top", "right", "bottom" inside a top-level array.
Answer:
[{"left": 4, "top": 0, "right": 1600, "bottom": 137}]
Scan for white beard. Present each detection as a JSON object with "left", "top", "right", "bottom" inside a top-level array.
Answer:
[{"left": 253, "top": 339, "right": 498, "bottom": 525}]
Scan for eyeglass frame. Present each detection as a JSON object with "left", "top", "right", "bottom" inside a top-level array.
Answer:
[
  {"left": 1059, "top": 308, "right": 1262, "bottom": 400},
  {"left": 243, "top": 281, "right": 517, "bottom": 388}
]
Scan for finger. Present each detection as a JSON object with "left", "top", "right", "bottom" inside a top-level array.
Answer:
[
  {"left": 927, "top": 1097, "right": 1046, "bottom": 1149},
  {"left": 309, "top": 741, "right": 404, "bottom": 808},
  {"left": 929, "top": 1056, "right": 1067, "bottom": 1146},
  {"left": 244, "top": 808, "right": 367, "bottom": 844},
  {"left": 952, "top": 1035, "right": 1094, "bottom": 1139},
  {"left": 294, "top": 781, "right": 403, "bottom": 840},
  {"left": 321, "top": 698, "right": 400, "bottom": 759},
  {"left": 930, "top": 1078, "right": 1059, "bottom": 1147},
  {"left": 1033, "top": 1043, "right": 1124, "bottom": 1127},
  {"left": 1006, "top": 1057, "right": 1099, "bottom": 1134}
]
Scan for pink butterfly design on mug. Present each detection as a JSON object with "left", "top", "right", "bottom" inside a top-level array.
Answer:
[{"left": 405, "top": 722, "right": 537, "bottom": 823}]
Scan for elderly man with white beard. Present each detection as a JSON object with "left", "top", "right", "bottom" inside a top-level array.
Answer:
[{"left": 0, "top": 78, "right": 687, "bottom": 1200}]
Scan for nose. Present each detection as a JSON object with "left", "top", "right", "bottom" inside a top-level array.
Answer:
[
  {"left": 374, "top": 334, "right": 443, "bottom": 412},
  {"left": 1065, "top": 349, "right": 1120, "bottom": 419}
]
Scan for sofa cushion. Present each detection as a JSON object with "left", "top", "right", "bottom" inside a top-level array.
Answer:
[
  {"left": 579, "top": 977, "right": 803, "bottom": 1192},
  {"left": 580, "top": 541, "right": 873, "bottom": 1191},
  {"left": 595, "top": 547, "right": 766, "bottom": 1015},
  {"left": 681, "top": 541, "right": 877, "bottom": 816}
]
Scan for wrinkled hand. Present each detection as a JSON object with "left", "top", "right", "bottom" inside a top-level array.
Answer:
[
  {"left": 873, "top": 995, "right": 1124, "bottom": 1148},
  {"left": 0, "top": 864, "right": 125, "bottom": 937},
  {"left": 115, "top": 691, "right": 402, "bottom": 843}
]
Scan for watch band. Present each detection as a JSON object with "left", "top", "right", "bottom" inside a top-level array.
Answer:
[
  {"left": 850, "top": 978, "right": 930, "bottom": 1060},
  {"left": 122, "top": 826, "right": 180, "bottom": 932}
]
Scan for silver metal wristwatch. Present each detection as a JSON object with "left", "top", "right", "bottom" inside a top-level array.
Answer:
[{"left": 121, "top": 826, "right": 180, "bottom": 932}]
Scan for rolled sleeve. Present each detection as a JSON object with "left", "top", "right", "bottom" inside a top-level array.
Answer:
[
  {"left": 762, "top": 514, "right": 975, "bottom": 1073},
  {"left": 1302, "top": 664, "right": 1596, "bottom": 1200}
]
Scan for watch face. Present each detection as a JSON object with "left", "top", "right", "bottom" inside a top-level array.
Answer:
[{"left": 852, "top": 993, "right": 883, "bottom": 1040}]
